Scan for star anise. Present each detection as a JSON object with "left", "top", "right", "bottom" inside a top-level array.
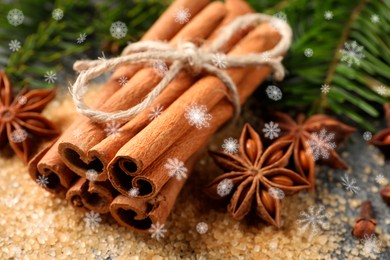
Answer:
[
  {"left": 370, "top": 103, "right": 390, "bottom": 158},
  {"left": 272, "top": 112, "right": 356, "bottom": 191},
  {"left": 206, "top": 124, "right": 310, "bottom": 228},
  {"left": 0, "top": 71, "right": 59, "bottom": 163}
]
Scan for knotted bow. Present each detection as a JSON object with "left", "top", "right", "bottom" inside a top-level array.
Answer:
[{"left": 70, "top": 13, "right": 292, "bottom": 122}]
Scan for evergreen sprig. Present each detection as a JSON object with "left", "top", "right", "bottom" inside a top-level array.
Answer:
[{"left": 248, "top": 0, "right": 390, "bottom": 130}]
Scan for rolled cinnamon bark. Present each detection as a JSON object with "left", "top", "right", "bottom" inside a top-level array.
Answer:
[
  {"left": 29, "top": 0, "right": 208, "bottom": 194},
  {"left": 58, "top": 0, "right": 224, "bottom": 181},
  {"left": 66, "top": 178, "right": 118, "bottom": 213},
  {"left": 108, "top": 22, "right": 285, "bottom": 191},
  {"left": 89, "top": 0, "right": 253, "bottom": 182},
  {"left": 109, "top": 64, "right": 271, "bottom": 232}
]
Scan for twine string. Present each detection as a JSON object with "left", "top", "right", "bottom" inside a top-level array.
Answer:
[{"left": 70, "top": 13, "right": 292, "bottom": 122}]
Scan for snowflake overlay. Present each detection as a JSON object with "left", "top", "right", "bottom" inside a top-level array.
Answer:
[
  {"left": 152, "top": 59, "right": 168, "bottom": 76},
  {"left": 340, "top": 174, "right": 360, "bottom": 193},
  {"left": 86, "top": 169, "right": 98, "bottom": 182},
  {"left": 10, "top": 129, "right": 28, "bottom": 143},
  {"left": 375, "top": 85, "right": 387, "bottom": 96},
  {"left": 9, "top": 40, "right": 21, "bottom": 52},
  {"left": 296, "top": 205, "right": 330, "bottom": 240},
  {"left": 196, "top": 222, "right": 208, "bottom": 234},
  {"left": 304, "top": 48, "right": 313, "bottom": 57},
  {"left": 306, "top": 129, "right": 336, "bottom": 161},
  {"left": 370, "top": 14, "right": 380, "bottom": 24},
  {"left": 118, "top": 76, "right": 128, "bottom": 86},
  {"left": 321, "top": 84, "right": 331, "bottom": 94},
  {"left": 104, "top": 121, "right": 122, "bottom": 138},
  {"left": 324, "top": 11, "right": 333, "bottom": 20},
  {"left": 17, "top": 95, "right": 27, "bottom": 105},
  {"left": 128, "top": 187, "right": 139, "bottom": 197},
  {"left": 268, "top": 187, "right": 285, "bottom": 200},
  {"left": 164, "top": 158, "right": 187, "bottom": 180},
  {"left": 339, "top": 41, "right": 365, "bottom": 67},
  {"left": 361, "top": 234, "right": 381, "bottom": 257},
  {"left": 262, "top": 121, "right": 281, "bottom": 140},
  {"left": 212, "top": 53, "right": 227, "bottom": 69},
  {"left": 110, "top": 21, "right": 128, "bottom": 39},
  {"left": 84, "top": 211, "right": 102, "bottom": 230},
  {"left": 77, "top": 33, "right": 87, "bottom": 44},
  {"left": 266, "top": 85, "right": 283, "bottom": 101},
  {"left": 375, "top": 174, "right": 385, "bottom": 185},
  {"left": 52, "top": 8, "right": 64, "bottom": 21},
  {"left": 260, "top": 51, "right": 271, "bottom": 62},
  {"left": 270, "top": 12, "right": 287, "bottom": 32},
  {"left": 149, "top": 104, "right": 164, "bottom": 121},
  {"left": 44, "top": 71, "right": 57, "bottom": 84},
  {"left": 217, "top": 178, "right": 234, "bottom": 197},
  {"left": 36, "top": 175, "right": 49, "bottom": 188},
  {"left": 7, "top": 9, "right": 24, "bottom": 26},
  {"left": 174, "top": 7, "right": 191, "bottom": 24},
  {"left": 184, "top": 104, "right": 212, "bottom": 129},
  {"left": 149, "top": 222, "right": 167, "bottom": 241},
  {"left": 362, "top": 131, "right": 372, "bottom": 141},
  {"left": 222, "top": 137, "right": 239, "bottom": 154}
]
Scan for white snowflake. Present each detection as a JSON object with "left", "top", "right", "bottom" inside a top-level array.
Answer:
[
  {"left": 270, "top": 12, "right": 287, "bottom": 32},
  {"left": 340, "top": 174, "right": 360, "bottom": 193},
  {"left": 375, "top": 85, "right": 387, "bottom": 96},
  {"left": 266, "top": 85, "right": 283, "bottom": 101},
  {"left": 36, "top": 175, "right": 49, "bottom": 188},
  {"left": 9, "top": 40, "right": 21, "bottom": 52},
  {"left": 222, "top": 137, "right": 239, "bottom": 154},
  {"left": 212, "top": 53, "right": 227, "bottom": 69},
  {"left": 86, "top": 169, "right": 98, "bottom": 182},
  {"left": 128, "top": 187, "right": 139, "bottom": 197},
  {"left": 164, "top": 158, "right": 187, "bottom": 181},
  {"left": 52, "top": 8, "right": 64, "bottom": 21},
  {"left": 16, "top": 95, "right": 27, "bottom": 105},
  {"left": 306, "top": 129, "right": 336, "bottom": 161},
  {"left": 268, "top": 187, "right": 285, "bottom": 200},
  {"left": 196, "top": 222, "right": 208, "bottom": 234},
  {"left": 76, "top": 33, "right": 87, "bottom": 44},
  {"left": 262, "top": 121, "right": 281, "bottom": 140},
  {"left": 149, "top": 222, "right": 167, "bottom": 241},
  {"left": 361, "top": 234, "right": 381, "bottom": 256},
  {"left": 84, "top": 211, "right": 102, "bottom": 230},
  {"left": 217, "top": 178, "right": 233, "bottom": 197},
  {"left": 98, "top": 51, "right": 106, "bottom": 61},
  {"left": 324, "top": 11, "right": 333, "bottom": 20},
  {"left": 7, "top": 9, "right": 24, "bottom": 26},
  {"left": 110, "top": 21, "right": 128, "bottom": 39},
  {"left": 10, "top": 129, "right": 28, "bottom": 143},
  {"left": 73, "top": 129, "right": 83, "bottom": 139},
  {"left": 149, "top": 104, "right": 164, "bottom": 120},
  {"left": 118, "top": 76, "right": 128, "bottom": 86},
  {"left": 174, "top": 7, "right": 191, "bottom": 24},
  {"left": 370, "top": 14, "right": 380, "bottom": 24},
  {"left": 44, "top": 71, "right": 57, "bottom": 84},
  {"left": 339, "top": 41, "right": 365, "bottom": 67},
  {"left": 296, "top": 205, "right": 330, "bottom": 240},
  {"left": 375, "top": 174, "right": 386, "bottom": 185},
  {"left": 104, "top": 121, "right": 122, "bottom": 137},
  {"left": 304, "top": 48, "right": 313, "bottom": 57},
  {"left": 184, "top": 103, "right": 212, "bottom": 129},
  {"left": 321, "top": 84, "right": 331, "bottom": 94},
  {"left": 269, "top": 241, "right": 278, "bottom": 250},
  {"left": 363, "top": 131, "right": 372, "bottom": 141},
  {"left": 260, "top": 51, "right": 271, "bottom": 62},
  {"left": 152, "top": 59, "right": 168, "bottom": 77}
]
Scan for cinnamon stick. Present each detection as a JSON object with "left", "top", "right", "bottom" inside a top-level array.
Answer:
[
  {"left": 58, "top": 0, "right": 224, "bottom": 181},
  {"left": 109, "top": 22, "right": 284, "bottom": 186},
  {"left": 109, "top": 63, "right": 270, "bottom": 231},
  {"left": 66, "top": 178, "right": 118, "bottom": 213},
  {"left": 29, "top": 0, "right": 209, "bottom": 193},
  {"left": 89, "top": 0, "right": 253, "bottom": 182}
]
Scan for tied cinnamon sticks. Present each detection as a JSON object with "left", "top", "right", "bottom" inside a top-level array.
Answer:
[{"left": 29, "top": 0, "right": 291, "bottom": 234}]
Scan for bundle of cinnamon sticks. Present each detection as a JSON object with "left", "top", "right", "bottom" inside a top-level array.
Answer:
[{"left": 28, "top": 0, "right": 286, "bottom": 234}]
